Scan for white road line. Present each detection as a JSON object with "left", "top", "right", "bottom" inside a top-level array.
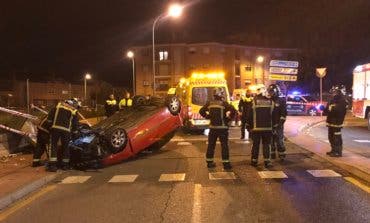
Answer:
[
  {"left": 191, "top": 184, "right": 202, "bottom": 223},
  {"left": 108, "top": 175, "right": 138, "bottom": 183},
  {"left": 354, "top": 140, "right": 370, "bottom": 143},
  {"left": 177, "top": 142, "right": 192, "bottom": 146},
  {"left": 60, "top": 176, "right": 91, "bottom": 184},
  {"left": 159, "top": 173, "right": 186, "bottom": 182},
  {"left": 258, "top": 171, "right": 288, "bottom": 179},
  {"left": 209, "top": 172, "right": 236, "bottom": 180},
  {"left": 307, "top": 169, "right": 342, "bottom": 178}
]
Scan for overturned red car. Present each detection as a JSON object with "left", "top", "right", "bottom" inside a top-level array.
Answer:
[{"left": 69, "top": 96, "right": 182, "bottom": 169}]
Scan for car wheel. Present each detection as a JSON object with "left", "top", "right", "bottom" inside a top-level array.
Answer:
[
  {"left": 166, "top": 96, "right": 181, "bottom": 115},
  {"left": 308, "top": 108, "right": 317, "bottom": 116},
  {"left": 367, "top": 111, "right": 370, "bottom": 131},
  {"left": 133, "top": 95, "right": 146, "bottom": 107},
  {"left": 107, "top": 128, "right": 128, "bottom": 153}
]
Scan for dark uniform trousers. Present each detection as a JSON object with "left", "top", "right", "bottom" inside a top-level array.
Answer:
[
  {"left": 328, "top": 127, "right": 342, "bottom": 154},
  {"left": 271, "top": 125, "right": 286, "bottom": 155},
  {"left": 240, "top": 119, "right": 247, "bottom": 138},
  {"left": 251, "top": 131, "right": 272, "bottom": 161},
  {"left": 33, "top": 131, "right": 50, "bottom": 162},
  {"left": 206, "top": 129, "right": 229, "bottom": 163},
  {"left": 50, "top": 129, "right": 71, "bottom": 164}
]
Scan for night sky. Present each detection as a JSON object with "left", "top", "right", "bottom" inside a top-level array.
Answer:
[{"left": 1, "top": 0, "right": 369, "bottom": 92}]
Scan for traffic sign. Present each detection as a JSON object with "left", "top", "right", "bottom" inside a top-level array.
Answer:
[
  {"left": 269, "top": 74, "right": 297, "bottom": 81},
  {"left": 269, "top": 67, "right": 298, "bottom": 75},
  {"left": 316, "top": 68, "right": 327, "bottom": 78},
  {"left": 270, "top": 60, "right": 299, "bottom": 68}
]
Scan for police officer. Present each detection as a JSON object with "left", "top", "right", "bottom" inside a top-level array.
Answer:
[
  {"left": 105, "top": 94, "right": 118, "bottom": 117},
  {"left": 119, "top": 92, "right": 133, "bottom": 110},
  {"left": 32, "top": 115, "right": 51, "bottom": 167},
  {"left": 324, "top": 85, "right": 348, "bottom": 157},
  {"left": 239, "top": 89, "right": 253, "bottom": 141},
  {"left": 199, "top": 87, "right": 236, "bottom": 170},
  {"left": 246, "top": 86, "right": 278, "bottom": 168},
  {"left": 267, "top": 84, "right": 287, "bottom": 160},
  {"left": 46, "top": 98, "right": 80, "bottom": 172}
]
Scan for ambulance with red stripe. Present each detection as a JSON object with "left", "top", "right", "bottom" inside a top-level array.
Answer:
[
  {"left": 352, "top": 63, "right": 370, "bottom": 130},
  {"left": 175, "top": 71, "right": 230, "bottom": 131}
]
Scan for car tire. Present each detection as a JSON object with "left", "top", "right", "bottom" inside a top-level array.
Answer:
[
  {"left": 308, "top": 108, "right": 317, "bottom": 116},
  {"left": 133, "top": 95, "right": 146, "bottom": 107},
  {"left": 367, "top": 111, "right": 370, "bottom": 131},
  {"left": 166, "top": 96, "right": 181, "bottom": 115},
  {"left": 107, "top": 128, "right": 128, "bottom": 153}
]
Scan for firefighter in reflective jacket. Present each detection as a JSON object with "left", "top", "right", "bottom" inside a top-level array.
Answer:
[
  {"left": 246, "top": 86, "right": 278, "bottom": 168},
  {"left": 267, "top": 84, "right": 287, "bottom": 160},
  {"left": 46, "top": 98, "right": 80, "bottom": 171},
  {"left": 32, "top": 116, "right": 52, "bottom": 167},
  {"left": 105, "top": 94, "right": 118, "bottom": 117},
  {"left": 239, "top": 89, "right": 253, "bottom": 141},
  {"left": 324, "top": 85, "right": 348, "bottom": 157},
  {"left": 199, "top": 87, "right": 236, "bottom": 170},
  {"left": 119, "top": 92, "right": 133, "bottom": 110}
]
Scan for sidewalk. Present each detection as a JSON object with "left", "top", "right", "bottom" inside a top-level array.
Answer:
[
  {"left": 285, "top": 116, "right": 370, "bottom": 183},
  {"left": 0, "top": 154, "right": 58, "bottom": 210}
]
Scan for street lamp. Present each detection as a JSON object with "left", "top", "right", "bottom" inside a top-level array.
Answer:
[
  {"left": 127, "top": 50, "right": 135, "bottom": 95},
  {"left": 152, "top": 3, "right": 183, "bottom": 95},
  {"left": 84, "top": 73, "right": 92, "bottom": 102},
  {"left": 256, "top": 55, "right": 264, "bottom": 63}
]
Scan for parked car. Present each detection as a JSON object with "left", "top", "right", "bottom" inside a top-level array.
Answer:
[
  {"left": 69, "top": 96, "right": 182, "bottom": 169},
  {"left": 286, "top": 95, "right": 325, "bottom": 116}
]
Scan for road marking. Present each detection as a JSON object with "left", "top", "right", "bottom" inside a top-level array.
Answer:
[
  {"left": 344, "top": 177, "right": 370, "bottom": 194},
  {"left": 109, "top": 175, "right": 138, "bottom": 183},
  {"left": 258, "top": 171, "right": 288, "bottom": 179},
  {"left": 354, "top": 140, "right": 370, "bottom": 143},
  {"left": 191, "top": 184, "right": 202, "bottom": 223},
  {"left": 60, "top": 176, "right": 91, "bottom": 184},
  {"left": 0, "top": 185, "right": 56, "bottom": 221},
  {"left": 177, "top": 142, "right": 192, "bottom": 146},
  {"left": 209, "top": 172, "right": 236, "bottom": 180},
  {"left": 159, "top": 173, "right": 186, "bottom": 182},
  {"left": 307, "top": 169, "right": 341, "bottom": 177}
]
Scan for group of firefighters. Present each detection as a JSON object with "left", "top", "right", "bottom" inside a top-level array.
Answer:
[{"left": 200, "top": 83, "right": 348, "bottom": 170}]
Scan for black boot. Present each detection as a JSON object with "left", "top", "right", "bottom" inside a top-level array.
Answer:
[
  {"left": 270, "top": 152, "right": 276, "bottom": 159},
  {"left": 223, "top": 162, "right": 232, "bottom": 170},
  {"left": 32, "top": 161, "right": 43, "bottom": 167},
  {"left": 46, "top": 163, "right": 58, "bottom": 172},
  {"left": 251, "top": 159, "right": 258, "bottom": 167},
  {"left": 61, "top": 162, "right": 70, "bottom": 171},
  {"left": 264, "top": 160, "right": 273, "bottom": 168},
  {"left": 207, "top": 162, "right": 216, "bottom": 168}
]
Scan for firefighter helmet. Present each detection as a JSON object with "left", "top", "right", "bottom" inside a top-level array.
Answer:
[
  {"left": 256, "top": 85, "right": 266, "bottom": 95},
  {"left": 213, "top": 87, "right": 225, "bottom": 99},
  {"left": 65, "top": 98, "right": 81, "bottom": 109},
  {"left": 267, "top": 84, "right": 282, "bottom": 98},
  {"left": 329, "top": 85, "right": 346, "bottom": 95}
]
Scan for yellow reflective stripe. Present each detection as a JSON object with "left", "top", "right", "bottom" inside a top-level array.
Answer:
[
  {"left": 206, "top": 158, "right": 214, "bottom": 162},
  {"left": 62, "top": 159, "right": 69, "bottom": 162},
  {"left": 326, "top": 122, "right": 343, "bottom": 128},
  {"left": 106, "top": 100, "right": 117, "bottom": 105},
  {"left": 222, "top": 160, "right": 230, "bottom": 163},
  {"left": 253, "top": 127, "right": 273, "bottom": 131},
  {"left": 38, "top": 126, "right": 49, "bottom": 133},
  {"left": 334, "top": 132, "right": 342, "bottom": 135},
  {"left": 52, "top": 125, "right": 71, "bottom": 132},
  {"left": 49, "top": 157, "right": 57, "bottom": 162},
  {"left": 209, "top": 125, "right": 228, "bottom": 129},
  {"left": 33, "top": 159, "right": 40, "bottom": 162},
  {"left": 280, "top": 117, "right": 286, "bottom": 120}
]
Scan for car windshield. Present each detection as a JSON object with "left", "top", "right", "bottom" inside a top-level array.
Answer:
[{"left": 192, "top": 87, "right": 227, "bottom": 106}]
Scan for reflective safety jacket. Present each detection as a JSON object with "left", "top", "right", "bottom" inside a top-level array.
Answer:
[
  {"left": 37, "top": 115, "right": 51, "bottom": 134},
  {"left": 246, "top": 94, "right": 278, "bottom": 132},
  {"left": 272, "top": 96, "right": 287, "bottom": 126},
  {"left": 238, "top": 96, "right": 254, "bottom": 120},
  {"left": 48, "top": 102, "right": 78, "bottom": 132},
  {"left": 324, "top": 95, "right": 348, "bottom": 128},
  {"left": 105, "top": 99, "right": 118, "bottom": 116},
  {"left": 119, "top": 98, "right": 133, "bottom": 109},
  {"left": 199, "top": 100, "right": 237, "bottom": 129}
]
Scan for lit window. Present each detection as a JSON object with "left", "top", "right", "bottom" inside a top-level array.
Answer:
[
  {"left": 159, "top": 51, "right": 169, "bottom": 61},
  {"left": 188, "top": 47, "right": 196, "bottom": 54}
]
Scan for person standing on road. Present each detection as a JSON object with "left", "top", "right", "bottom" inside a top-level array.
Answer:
[
  {"left": 119, "top": 92, "right": 133, "bottom": 110},
  {"left": 199, "top": 87, "right": 236, "bottom": 170},
  {"left": 46, "top": 98, "right": 80, "bottom": 172},
  {"left": 105, "top": 94, "right": 118, "bottom": 117},
  {"left": 246, "top": 86, "right": 278, "bottom": 168},
  {"left": 267, "top": 84, "right": 287, "bottom": 160},
  {"left": 239, "top": 89, "right": 253, "bottom": 141},
  {"left": 32, "top": 115, "right": 52, "bottom": 167},
  {"left": 324, "top": 85, "right": 348, "bottom": 157}
]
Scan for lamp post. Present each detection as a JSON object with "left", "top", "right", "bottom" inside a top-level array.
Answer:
[
  {"left": 127, "top": 51, "right": 135, "bottom": 95},
  {"left": 152, "top": 3, "right": 183, "bottom": 95},
  {"left": 84, "top": 73, "right": 92, "bottom": 102},
  {"left": 256, "top": 56, "right": 265, "bottom": 84}
]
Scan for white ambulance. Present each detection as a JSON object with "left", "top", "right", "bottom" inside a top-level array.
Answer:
[{"left": 352, "top": 63, "right": 370, "bottom": 130}]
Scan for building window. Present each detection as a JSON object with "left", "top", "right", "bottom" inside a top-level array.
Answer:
[
  {"left": 141, "top": 49, "right": 150, "bottom": 57},
  {"left": 159, "top": 64, "right": 170, "bottom": 76},
  {"left": 48, "top": 89, "right": 56, "bottom": 94},
  {"left": 203, "top": 47, "right": 210, "bottom": 54},
  {"left": 244, "top": 65, "right": 252, "bottom": 72},
  {"left": 188, "top": 47, "right": 196, "bottom": 54},
  {"left": 156, "top": 78, "right": 170, "bottom": 91},
  {"left": 142, "top": 65, "right": 149, "bottom": 73},
  {"left": 159, "top": 51, "right": 168, "bottom": 61}
]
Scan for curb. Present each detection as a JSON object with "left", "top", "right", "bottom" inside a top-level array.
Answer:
[
  {"left": 0, "top": 173, "right": 60, "bottom": 211},
  {"left": 292, "top": 119, "right": 370, "bottom": 184}
]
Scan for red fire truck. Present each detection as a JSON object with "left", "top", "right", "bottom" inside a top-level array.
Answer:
[{"left": 352, "top": 63, "right": 370, "bottom": 130}]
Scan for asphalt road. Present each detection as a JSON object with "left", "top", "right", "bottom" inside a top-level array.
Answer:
[
  {"left": 306, "top": 116, "right": 370, "bottom": 158},
  {"left": 2, "top": 128, "right": 370, "bottom": 223}
]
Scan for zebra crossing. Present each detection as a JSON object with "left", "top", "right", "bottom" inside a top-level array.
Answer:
[{"left": 59, "top": 169, "right": 343, "bottom": 184}]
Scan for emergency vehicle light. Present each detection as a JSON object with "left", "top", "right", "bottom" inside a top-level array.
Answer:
[{"left": 191, "top": 71, "right": 225, "bottom": 79}]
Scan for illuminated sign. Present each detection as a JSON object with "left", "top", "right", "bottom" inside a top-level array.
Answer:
[
  {"left": 270, "top": 60, "right": 299, "bottom": 68},
  {"left": 269, "top": 74, "right": 297, "bottom": 81},
  {"left": 269, "top": 67, "right": 298, "bottom": 75}
]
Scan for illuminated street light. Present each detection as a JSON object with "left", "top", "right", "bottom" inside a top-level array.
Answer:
[
  {"left": 84, "top": 73, "right": 92, "bottom": 102},
  {"left": 256, "top": 56, "right": 264, "bottom": 63},
  {"left": 152, "top": 3, "right": 184, "bottom": 95},
  {"left": 127, "top": 50, "right": 136, "bottom": 95}
]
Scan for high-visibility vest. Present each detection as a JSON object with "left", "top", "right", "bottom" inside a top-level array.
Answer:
[
  {"left": 106, "top": 99, "right": 117, "bottom": 106},
  {"left": 119, "top": 98, "right": 133, "bottom": 109}
]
